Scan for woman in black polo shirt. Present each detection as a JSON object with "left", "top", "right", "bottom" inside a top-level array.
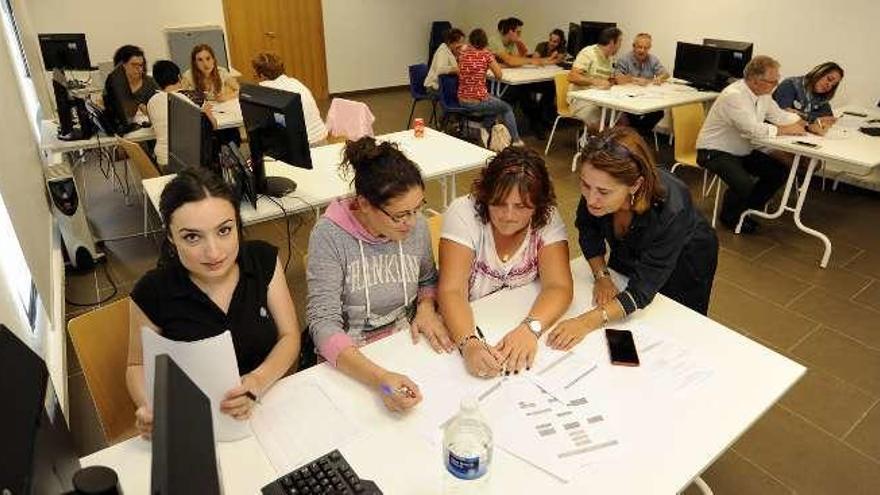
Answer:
[
  {"left": 126, "top": 168, "right": 301, "bottom": 438},
  {"left": 547, "top": 127, "right": 718, "bottom": 350}
]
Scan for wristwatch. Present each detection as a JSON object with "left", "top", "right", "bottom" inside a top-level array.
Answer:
[
  {"left": 594, "top": 267, "right": 611, "bottom": 280},
  {"left": 522, "top": 316, "right": 543, "bottom": 338}
]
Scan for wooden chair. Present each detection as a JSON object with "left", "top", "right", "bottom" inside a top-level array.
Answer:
[
  {"left": 117, "top": 138, "right": 161, "bottom": 236},
  {"left": 669, "top": 103, "right": 722, "bottom": 227},
  {"left": 68, "top": 297, "right": 138, "bottom": 445},
  {"left": 545, "top": 72, "right": 583, "bottom": 156}
]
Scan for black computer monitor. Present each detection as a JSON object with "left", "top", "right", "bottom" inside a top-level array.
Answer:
[
  {"left": 168, "top": 93, "right": 215, "bottom": 171},
  {"left": 703, "top": 38, "right": 753, "bottom": 79},
  {"left": 567, "top": 22, "right": 583, "bottom": 57},
  {"left": 673, "top": 42, "right": 723, "bottom": 91},
  {"left": 580, "top": 21, "right": 617, "bottom": 47},
  {"left": 151, "top": 354, "right": 221, "bottom": 495},
  {"left": 0, "top": 324, "right": 81, "bottom": 495},
  {"left": 38, "top": 33, "right": 93, "bottom": 71},
  {"left": 239, "top": 83, "right": 312, "bottom": 197}
]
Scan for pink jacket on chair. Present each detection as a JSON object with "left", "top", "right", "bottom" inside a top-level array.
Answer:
[{"left": 324, "top": 98, "right": 376, "bottom": 140}]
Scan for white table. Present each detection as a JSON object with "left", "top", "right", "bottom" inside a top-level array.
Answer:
[
  {"left": 142, "top": 128, "right": 494, "bottom": 226},
  {"left": 567, "top": 83, "right": 719, "bottom": 170},
  {"left": 82, "top": 257, "right": 804, "bottom": 494},
  {"left": 487, "top": 65, "right": 567, "bottom": 96},
  {"left": 747, "top": 106, "right": 880, "bottom": 267}
]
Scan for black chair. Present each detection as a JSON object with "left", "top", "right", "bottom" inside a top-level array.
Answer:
[
  {"left": 406, "top": 64, "right": 437, "bottom": 128},
  {"left": 437, "top": 74, "right": 483, "bottom": 140}
]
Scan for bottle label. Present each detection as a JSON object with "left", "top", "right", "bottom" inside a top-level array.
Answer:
[{"left": 445, "top": 450, "right": 486, "bottom": 480}]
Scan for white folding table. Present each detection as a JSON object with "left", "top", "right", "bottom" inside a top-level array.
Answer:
[
  {"left": 487, "top": 65, "right": 567, "bottom": 97},
  {"left": 81, "top": 257, "right": 804, "bottom": 494}
]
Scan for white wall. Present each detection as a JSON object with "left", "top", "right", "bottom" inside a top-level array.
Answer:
[
  {"left": 322, "top": 0, "right": 466, "bottom": 93},
  {"left": 26, "top": 0, "right": 226, "bottom": 66},
  {"left": 461, "top": 0, "right": 879, "bottom": 108}
]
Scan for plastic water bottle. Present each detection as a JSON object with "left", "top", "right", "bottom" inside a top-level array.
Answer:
[{"left": 442, "top": 397, "right": 493, "bottom": 494}]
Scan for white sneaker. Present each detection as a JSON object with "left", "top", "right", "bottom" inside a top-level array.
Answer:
[
  {"left": 512, "top": 140, "right": 525, "bottom": 147},
  {"left": 479, "top": 127, "right": 490, "bottom": 147}
]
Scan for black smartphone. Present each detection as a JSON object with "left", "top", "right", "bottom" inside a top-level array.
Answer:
[
  {"left": 843, "top": 111, "right": 868, "bottom": 118},
  {"left": 794, "top": 140, "right": 819, "bottom": 148},
  {"left": 605, "top": 329, "right": 640, "bottom": 366}
]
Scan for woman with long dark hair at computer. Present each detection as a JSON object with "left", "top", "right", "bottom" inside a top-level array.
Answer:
[
  {"left": 125, "top": 167, "right": 301, "bottom": 438},
  {"left": 181, "top": 44, "right": 240, "bottom": 103},
  {"left": 547, "top": 127, "right": 718, "bottom": 351},
  {"left": 104, "top": 45, "right": 159, "bottom": 126},
  {"left": 306, "top": 137, "right": 450, "bottom": 413}
]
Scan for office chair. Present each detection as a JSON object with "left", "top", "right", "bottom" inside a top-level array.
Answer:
[
  {"left": 668, "top": 103, "right": 722, "bottom": 227},
  {"left": 545, "top": 72, "right": 583, "bottom": 155},
  {"left": 406, "top": 64, "right": 438, "bottom": 129},
  {"left": 68, "top": 297, "right": 138, "bottom": 446},
  {"left": 117, "top": 138, "right": 162, "bottom": 236}
]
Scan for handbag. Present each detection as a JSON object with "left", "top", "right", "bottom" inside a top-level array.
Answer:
[{"left": 488, "top": 122, "right": 511, "bottom": 152}]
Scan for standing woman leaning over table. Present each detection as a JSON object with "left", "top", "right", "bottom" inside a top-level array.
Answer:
[
  {"left": 548, "top": 127, "right": 718, "bottom": 350},
  {"left": 126, "top": 168, "right": 301, "bottom": 438},
  {"left": 306, "top": 137, "right": 450, "bottom": 413},
  {"left": 438, "top": 147, "right": 573, "bottom": 378}
]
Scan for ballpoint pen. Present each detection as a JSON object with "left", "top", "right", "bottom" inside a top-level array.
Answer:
[{"left": 380, "top": 384, "right": 417, "bottom": 398}]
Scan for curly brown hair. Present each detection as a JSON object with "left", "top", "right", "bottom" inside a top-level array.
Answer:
[{"left": 471, "top": 147, "right": 557, "bottom": 230}]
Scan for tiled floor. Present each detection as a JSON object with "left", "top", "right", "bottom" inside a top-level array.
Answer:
[{"left": 64, "top": 88, "right": 880, "bottom": 493}]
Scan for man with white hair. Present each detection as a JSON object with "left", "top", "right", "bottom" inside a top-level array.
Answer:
[
  {"left": 697, "top": 55, "right": 806, "bottom": 233},
  {"left": 615, "top": 33, "right": 669, "bottom": 135}
]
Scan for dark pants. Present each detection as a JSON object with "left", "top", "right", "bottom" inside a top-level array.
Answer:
[
  {"left": 697, "top": 148, "right": 788, "bottom": 226},
  {"left": 627, "top": 111, "right": 664, "bottom": 135},
  {"left": 659, "top": 221, "right": 719, "bottom": 315}
]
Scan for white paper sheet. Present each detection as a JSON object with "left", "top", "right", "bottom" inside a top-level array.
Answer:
[
  {"left": 485, "top": 377, "right": 623, "bottom": 483},
  {"left": 635, "top": 331, "right": 714, "bottom": 398},
  {"left": 250, "top": 377, "right": 363, "bottom": 474},
  {"left": 141, "top": 328, "right": 250, "bottom": 442}
]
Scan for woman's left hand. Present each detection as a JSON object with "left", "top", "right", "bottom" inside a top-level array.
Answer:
[
  {"left": 494, "top": 325, "right": 538, "bottom": 374},
  {"left": 220, "top": 372, "right": 263, "bottom": 421},
  {"left": 410, "top": 303, "right": 454, "bottom": 353}
]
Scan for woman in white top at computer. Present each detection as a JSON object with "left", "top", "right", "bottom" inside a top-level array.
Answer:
[
  {"left": 181, "top": 44, "right": 240, "bottom": 103},
  {"left": 251, "top": 52, "right": 329, "bottom": 146},
  {"left": 438, "top": 147, "right": 573, "bottom": 378}
]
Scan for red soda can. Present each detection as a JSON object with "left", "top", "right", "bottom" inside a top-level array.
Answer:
[{"left": 413, "top": 118, "right": 425, "bottom": 138}]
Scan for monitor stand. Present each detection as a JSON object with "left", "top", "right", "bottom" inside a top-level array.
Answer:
[{"left": 264, "top": 176, "right": 297, "bottom": 197}]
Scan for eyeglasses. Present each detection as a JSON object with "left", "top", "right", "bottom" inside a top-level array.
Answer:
[
  {"left": 378, "top": 199, "right": 427, "bottom": 224},
  {"left": 758, "top": 77, "right": 780, "bottom": 86}
]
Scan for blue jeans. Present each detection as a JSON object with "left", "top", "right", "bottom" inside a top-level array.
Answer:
[{"left": 461, "top": 95, "right": 520, "bottom": 141}]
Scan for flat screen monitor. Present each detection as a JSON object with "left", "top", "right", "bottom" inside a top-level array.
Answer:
[
  {"left": 239, "top": 83, "right": 312, "bottom": 197},
  {"left": 0, "top": 324, "right": 80, "bottom": 495},
  {"left": 703, "top": 38, "right": 753, "bottom": 79},
  {"left": 38, "top": 33, "right": 92, "bottom": 71},
  {"left": 168, "top": 93, "right": 215, "bottom": 172},
  {"left": 567, "top": 22, "right": 583, "bottom": 57},
  {"left": 580, "top": 21, "right": 616, "bottom": 47},
  {"left": 151, "top": 354, "right": 221, "bottom": 495},
  {"left": 673, "top": 42, "right": 723, "bottom": 91}
]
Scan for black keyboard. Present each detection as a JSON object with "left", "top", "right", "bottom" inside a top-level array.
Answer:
[{"left": 261, "top": 449, "right": 382, "bottom": 495}]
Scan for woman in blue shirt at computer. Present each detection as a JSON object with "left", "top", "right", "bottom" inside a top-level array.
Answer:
[{"left": 773, "top": 61, "right": 845, "bottom": 136}]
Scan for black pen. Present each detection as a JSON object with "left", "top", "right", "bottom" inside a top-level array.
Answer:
[
  {"left": 475, "top": 326, "right": 505, "bottom": 373},
  {"left": 245, "top": 391, "right": 260, "bottom": 404}
]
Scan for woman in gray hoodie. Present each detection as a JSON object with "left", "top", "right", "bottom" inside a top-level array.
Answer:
[{"left": 306, "top": 137, "right": 450, "bottom": 413}]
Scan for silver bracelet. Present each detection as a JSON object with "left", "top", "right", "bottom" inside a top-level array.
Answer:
[{"left": 601, "top": 306, "right": 610, "bottom": 325}]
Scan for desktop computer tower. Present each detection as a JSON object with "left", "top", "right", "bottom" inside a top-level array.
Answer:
[{"left": 44, "top": 160, "right": 101, "bottom": 269}]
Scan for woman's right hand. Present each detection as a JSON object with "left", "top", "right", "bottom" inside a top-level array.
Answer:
[
  {"left": 135, "top": 405, "right": 153, "bottom": 439},
  {"left": 377, "top": 371, "right": 422, "bottom": 413},
  {"left": 593, "top": 277, "right": 619, "bottom": 306},
  {"left": 461, "top": 339, "right": 503, "bottom": 379}
]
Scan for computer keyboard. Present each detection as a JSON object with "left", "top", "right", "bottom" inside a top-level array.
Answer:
[{"left": 261, "top": 449, "right": 383, "bottom": 495}]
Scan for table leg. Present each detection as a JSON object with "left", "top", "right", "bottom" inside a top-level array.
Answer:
[
  {"left": 498, "top": 83, "right": 509, "bottom": 97},
  {"left": 793, "top": 157, "right": 832, "bottom": 268},
  {"left": 441, "top": 177, "right": 449, "bottom": 208},
  {"left": 598, "top": 107, "right": 608, "bottom": 132},
  {"left": 736, "top": 154, "right": 801, "bottom": 230}
]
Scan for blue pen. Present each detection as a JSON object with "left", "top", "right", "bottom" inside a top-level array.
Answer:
[{"left": 381, "top": 384, "right": 416, "bottom": 398}]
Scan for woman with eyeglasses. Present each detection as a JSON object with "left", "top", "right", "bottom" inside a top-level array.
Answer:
[
  {"left": 305, "top": 137, "right": 448, "bottom": 413},
  {"left": 438, "top": 147, "right": 573, "bottom": 378},
  {"left": 547, "top": 127, "right": 718, "bottom": 351},
  {"left": 773, "top": 62, "right": 844, "bottom": 136}
]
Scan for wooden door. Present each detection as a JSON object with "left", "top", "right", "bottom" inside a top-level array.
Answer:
[{"left": 222, "top": 0, "right": 329, "bottom": 100}]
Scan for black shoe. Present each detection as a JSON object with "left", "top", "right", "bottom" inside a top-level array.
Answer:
[
  {"left": 535, "top": 126, "right": 548, "bottom": 141},
  {"left": 721, "top": 215, "right": 759, "bottom": 234}
]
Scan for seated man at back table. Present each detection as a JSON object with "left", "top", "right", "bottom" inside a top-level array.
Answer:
[
  {"left": 567, "top": 27, "right": 624, "bottom": 130},
  {"left": 614, "top": 32, "right": 670, "bottom": 136},
  {"left": 696, "top": 55, "right": 806, "bottom": 233}
]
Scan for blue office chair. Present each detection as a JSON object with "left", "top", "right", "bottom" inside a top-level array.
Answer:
[
  {"left": 406, "top": 64, "right": 437, "bottom": 128},
  {"left": 437, "top": 74, "right": 484, "bottom": 139}
]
